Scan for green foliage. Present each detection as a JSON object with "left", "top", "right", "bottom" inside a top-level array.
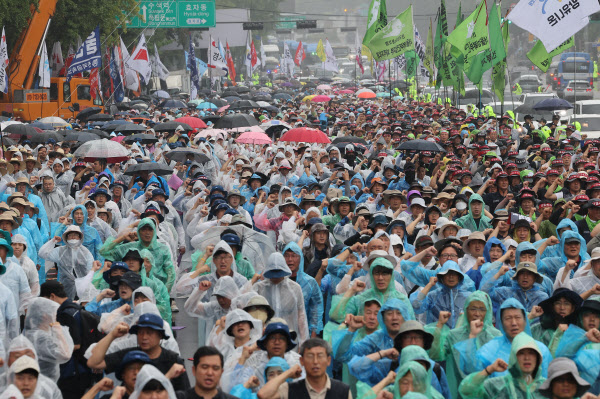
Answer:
[{"left": 0, "top": 0, "right": 39, "bottom": 48}]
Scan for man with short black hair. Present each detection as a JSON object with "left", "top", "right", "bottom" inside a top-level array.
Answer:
[
  {"left": 176, "top": 346, "right": 238, "bottom": 399},
  {"left": 258, "top": 338, "right": 351, "bottom": 399}
]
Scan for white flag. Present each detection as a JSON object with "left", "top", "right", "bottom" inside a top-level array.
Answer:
[
  {"left": 283, "top": 42, "right": 294, "bottom": 77},
  {"left": 38, "top": 41, "right": 51, "bottom": 88},
  {"left": 130, "top": 34, "right": 152, "bottom": 84},
  {"left": 50, "top": 42, "right": 63, "bottom": 77},
  {"left": 0, "top": 27, "right": 8, "bottom": 94},
  {"left": 260, "top": 39, "right": 266, "bottom": 68},
  {"left": 413, "top": 26, "right": 430, "bottom": 81},
  {"left": 323, "top": 39, "right": 338, "bottom": 72},
  {"left": 152, "top": 44, "right": 169, "bottom": 81},
  {"left": 508, "top": 0, "right": 600, "bottom": 52},
  {"left": 244, "top": 35, "right": 252, "bottom": 77},
  {"left": 120, "top": 37, "right": 140, "bottom": 91},
  {"left": 209, "top": 36, "right": 228, "bottom": 77}
]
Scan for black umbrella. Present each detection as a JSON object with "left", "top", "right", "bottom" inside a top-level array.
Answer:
[
  {"left": 236, "top": 87, "right": 251, "bottom": 94},
  {"left": 101, "top": 120, "right": 130, "bottom": 132},
  {"left": 164, "top": 148, "right": 211, "bottom": 164},
  {"left": 533, "top": 98, "right": 573, "bottom": 111},
  {"left": 514, "top": 104, "right": 536, "bottom": 115},
  {"left": 112, "top": 124, "right": 147, "bottom": 134},
  {"left": 76, "top": 107, "right": 102, "bottom": 122},
  {"left": 198, "top": 89, "right": 213, "bottom": 96},
  {"left": 30, "top": 131, "right": 65, "bottom": 144},
  {"left": 224, "top": 96, "right": 241, "bottom": 103},
  {"left": 331, "top": 142, "right": 368, "bottom": 154},
  {"left": 396, "top": 139, "right": 446, "bottom": 152},
  {"left": 239, "top": 94, "right": 252, "bottom": 100},
  {"left": 214, "top": 114, "right": 258, "bottom": 129},
  {"left": 65, "top": 131, "right": 100, "bottom": 143},
  {"left": 2, "top": 124, "right": 38, "bottom": 136},
  {"left": 123, "top": 134, "right": 159, "bottom": 144},
  {"left": 207, "top": 98, "right": 227, "bottom": 107},
  {"left": 230, "top": 100, "right": 259, "bottom": 110},
  {"left": 83, "top": 129, "right": 110, "bottom": 139},
  {"left": 116, "top": 102, "right": 132, "bottom": 110},
  {"left": 124, "top": 162, "right": 173, "bottom": 176},
  {"left": 159, "top": 99, "right": 187, "bottom": 109},
  {"left": 87, "top": 113, "right": 114, "bottom": 122},
  {"left": 261, "top": 105, "right": 279, "bottom": 113},
  {"left": 154, "top": 121, "right": 192, "bottom": 132},
  {"left": 202, "top": 115, "right": 221, "bottom": 125},
  {"left": 222, "top": 89, "right": 239, "bottom": 96},
  {"left": 332, "top": 136, "right": 368, "bottom": 145},
  {"left": 273, "top": 93, "right": 292, "bottom": 100}
]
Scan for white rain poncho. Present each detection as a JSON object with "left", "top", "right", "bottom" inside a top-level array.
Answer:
[
  {"left": 10, "top": 234, "right": 39, "bottom": 298},
  {"left": 184, "top": 275, "right": 255, "bottom": 343},
  {"left": 38, "top": 225, "right": 93, "bottom": 300},
  {"left": 0, "top": 277, "right": 19, "bottom": 349},
  {"left": 206, "top": 309, "right": 263, "bottom": 362},
  {"left": 0, "top": 258, "right": 32, "bottom": 316},
  {"left": 52, "top": 160, "right": 75, "bottom": 197},
  {"left": 22, "top": 298, "right": 74, "bottom": 382},
  {"left": 0, "top": 385, "right": 23, "bottom": 399},
  {"left": 89, "top": 291, "right": 180, "bottom": 356},
  {"left": 79, "top": 200, "right": 116, "bottom": 243},
  {"left": 252, "top": 253, "right": 309, "bottom": 345},
  {"left": 0, "top": 336, "right": 62, "bottom": 399},
  {"left": 37, "top": 174, "right": 74, "bottom": 225},
  {"left": 129, "top": 364, "right": 177, "bottom": 399}
]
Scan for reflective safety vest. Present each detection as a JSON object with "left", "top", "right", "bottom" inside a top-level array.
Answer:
[{"left": 513, "top": 83, "right": 522, "bottom": 95}]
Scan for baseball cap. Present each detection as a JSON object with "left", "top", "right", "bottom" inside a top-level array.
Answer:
[{"left": 129, "top": 313, "right": 169, "bottom": 339}]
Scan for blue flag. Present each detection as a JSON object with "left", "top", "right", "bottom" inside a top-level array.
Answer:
[
  {"left": 184, "top": 51, "right": 208, "bottom": 76},
  {"left": 187, "top": 35, "right": 201, "bottom": 99},
  {"left": 66, "top": 26, "right": 101, "bottom": 82},
  {"left": 110, "top": 47, "right": 124, "bottom": 102}
]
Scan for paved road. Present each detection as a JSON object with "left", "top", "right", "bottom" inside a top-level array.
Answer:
[{"left": 173, "top": 297, "right": 199, "bottom": 382}]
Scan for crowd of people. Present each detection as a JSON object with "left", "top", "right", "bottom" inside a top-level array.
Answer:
[{"left": 0, "top": 96, "right": 599, "bottom": 399}]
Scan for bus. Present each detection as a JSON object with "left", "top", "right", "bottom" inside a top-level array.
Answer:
[{"left": 557, "top": 52, "right": 593, "bottom": 89}]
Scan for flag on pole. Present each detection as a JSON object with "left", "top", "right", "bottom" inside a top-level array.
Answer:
[
  {"left": 250, "top": 40, "right": 258, "bottom": 69},
  {"left": 492, "top": 19, "right": 510, "bottom": 104},
  {"left": 508, "top": 0, "right": 600, "bottom": 52},
  {"left": 316, "top": 39, "right": 326, "bottom": 62},
  {"left": 90, "top": 68, "right": 100, "bottom": 100},
  {"left": 367, "top": 5, "right": 414, "bottom": 62},
  {"left": 244, "top": 35, "right": 252, "bottom": 77},
  {"left": 447, "top": 0, "right": 490, "bottom": 73},
  {"left": 323, "top": 39, "right": 339, "bottom": 72},
  {"left": 209, "top": 36, "right": 228, "bottom": 77},
  {"left": 130, "top": 34, "right": 152, "bottom": 84},
  {"left": 295, "top": 41, "right": 305, "bottom": 66},
  {"left": 187, "top": 35, "right": 200, "bottom": 100},
  {"left": 50, "top": 42, "right": 64, "bottom": 78},
  {"left": 152, "top": 44, "right": 169, "bottom": 81},
  {"left": 527, "top": 37, "right": 574, "bottom": 73},
  {"left": 59, "top": 45, "right": 74, "bottom": 77},
  {"left": 66, "top": 26, "right": 101, "bottom": 82},
  {"left": 0, "top": 27, "right": 8, "bottom": 94},
  {"left": 282, "top": 42, "right": 294, "bottom": 77},
  {"left": 225, "top": 41, "right": 236, "bottom": 84},
  {"left": 38, "top": 41, "right": 51, "bottom": 88},
  {"left": 355, "top": 31, "right": 364, "bottom": 75},
  {"left": 120, "top": 37, "right": 140, "bottom": 91},
  {"left": 110, "top": 46, "right": 124, "bottom": 102},
  {"left": 260, "top": 39, "right": 266, "bottom": 68},
  {"left": 424, "top": 19, "right": 435, "bottom": 81},
  {"left": 363, "top": 0, "right": 388, "bottom": 45}
]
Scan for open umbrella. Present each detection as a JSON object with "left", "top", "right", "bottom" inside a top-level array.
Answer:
[
  {"left": 30, "top": 131, "right": 65, "bottom": 144},
  {"left": 76, "top": 107, "right": 103, "bottom": 122},
  {"left": 174, "top": 117, "right": 207, "bottom": 129},
  {"left": 273, "top": 93, "right": 292, "bottom": 100},
  {"left": 73, "top": 138, "right": 130, "bottom": 162},
  {"left": 280, "top": 127, "right": 330, "bottom": 144},
  {"left": 2, "top": 124, "right": 37, "bottom": 136},
  {"left": 87, "top": 113, "right": 114, "bottom": 122},
  {"left": 230, "top": 100, "right": 260, "bottom": 110},
  {"left": 153, "top": 90, "right": 170, "bottom": 99},
  {"left": 123, "top": 134, "right": 159, "bottom": 144},
  {"left": 101, "top": 120, "right": 130, "bottom": 132},
  {"left": 357, "top": 91, "right": 376, "bottom": 99},
  {"left": 236, "top": 131, "right": 272, "bottom": 145},
  {"left": 112, "top": 123, "right": 147, "bottom": 134},
  {"left": 217, "top": 105, "right": 230, "bottom": 113},
  {"left": 194, "top": 128, "right": 228, "bottom": 139},
  {"left": 207, "top": 98, "right": 228, "bottom": 107},
  {"left": 29, "top": 122, "right": 55, "bottom": 130},
  {"left": 124, "top": 162, "right": 173, "bottom": 176},
  {"left": 533, "top": 98, "right": 573, "bottom": 111},
  {"left": 154, "top": 121, "right": 192, "bottom": 132},
  {"left": 65, "top": 131, "right": 100, "bottom": 143},
  {"left": 164, "top": 148, "right": 211, "bottom": 164},
  {"left": 196, "top": 102, "right": 218, "bottom": 110},
  {"left": 83, "top": 129, "right": 110, "bottom": 139},
  {"left": 396, "top": 139, "right": 446, "bottom": 153},
  {"left": 317, "top": 84, "right": 332, "bottom": 90},
  {"left": 311, "top": 95, "right": 331, "bottom": 103},
  {"left": 332, "top": 136, "right": 368, "bottom": 145},
  {"left": 159, "top": 99, "right": 187, "bottom": 109},
  {"left": 214, "top": 114, "right": 258, "bottom": 129},
  {"left": 224, "top": 96, "right": 241, "bottom": 103}
]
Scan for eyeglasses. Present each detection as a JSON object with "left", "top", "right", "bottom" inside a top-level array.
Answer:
[
  {"left": 303, "top": 353, "right": 328, "bottom": 361},
  {"left": 468, "top": 307, "right": 487, "bottom": 313},
  {"left": 439, "top": 254, "right": 458, "bottom": 260}
]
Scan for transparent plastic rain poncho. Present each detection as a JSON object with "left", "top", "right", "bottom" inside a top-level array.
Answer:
[
  {"left": 0, "top": 385, "right": 23, "bottom": 399},
  {"left": 552, "top": 324, "right": 600, "bottom": 384},
  {"left": 38, "top": 225, "right": 94, "bottom": 300},
  {"left": 459, "top": 332, "right": 546, "bottom": 399},
  {"left": 88, "top": 293, "right": 180, "bottom": 357},
  {"left": 252, "top": 252, "right": 309, "bottom": 345},
  {"left": 206, "top": 309, "right": 263, "bottom": 362},
  {"left": 5, "top": 350, "right": 62, "bottom": 399},
  {"left": 0, "top": 257, "right": 32, "bottom": 316},
  {"left": 129, "top": 364, "right": 177, "bottom": 399},
  {"left": 454, "top": 298, "right": 552, "bottom": 379},
  {"left": 358, "top": 361, "right": 443, "bottom": 399},
  {"left": 38, "top": 174, "right": 74, "bottom": 225},
  {"left": 427, "top": 290, "right": 502, "bottom": 399},
  {"left": 10, "top": 234, "right": 39, "bottom": 298},
  {"left": 22, "top": 298, "right": 74, "bottom": 382},
  {"left": 0, "top": 275, "right": 21, "bottom": 350}
]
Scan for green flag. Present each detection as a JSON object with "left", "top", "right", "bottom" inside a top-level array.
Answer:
[
  {"left": 466, "top": 2, "right": 506, "bottom": 85},
  {"left": 491, "top": 19, "right": 510, "bottom": 104},
  {"left": 527, "top": 37, "right": 574, "bottom": 73},
  {"left": 367, "top": 6, "right": 414, "bottom": 62},
  {"left": 424, "top": 19, "right": 435, "bottom": 80},
  {"left": 447, "top": 0, "right": 490, "bottom": 73},
  {"left": 363, "top": 0, "right": 388, "bottom": 46},
  {"left": 455, "top": 2, "right": 463, "bottom": 28},
  {"left": 433, "top": 0, "right": 448, "bottom": 68},
  {"left": 405, "top": 50, "right": 419, "bottom": 78}
]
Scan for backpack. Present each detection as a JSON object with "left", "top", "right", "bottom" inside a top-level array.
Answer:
[{"left": 75, "top": 308, "right": 105, "bottom": 355}]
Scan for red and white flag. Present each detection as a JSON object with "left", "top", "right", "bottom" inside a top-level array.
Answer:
[
  {"left": 50, "top": 42, "right": 64, "bottom": 77},
  {"left": 90, "top": 68, "right": 101, "bottom": 100},
  {"left": 225, "top": 41, "right": 236, "bottom": 85},
  {"left": 120, "top": 37, "right": 140, "bottom": 91},
  {"left": 294, "top": 41, "right": 305, "bottom": 66},
  {"left": 355, "top": 31, "right": 364, "bottom": 75},
  {"left": 130, "top": 34, "right": 152, "bottom": 83},
  {"left": 250, "top": 40, "right": 258, "bottom": 68}
]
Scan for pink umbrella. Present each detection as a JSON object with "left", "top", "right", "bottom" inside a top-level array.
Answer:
[
  {"left": 194, "top": 128, "right": 228, "bottom": 139},
  {"left": 110, "top": 136, "right": 125, "bottom": 143},
  {"left": 317, "top": 84, "right": 332, "bottom": 90},
  {"left": 227, "top": 125, "right": 265, "bottom": 133},
  {"left": 311, "top": 95, "right": 331, "bottom": 102},
  {"left": 338, "top": 89, "right": 354, "bottom": 94},
  {"left": 217, "top": 105, "right": 230, "bottom": 112},
  {"left": 236, "top": 131, "right": 272, "bottom": 145}
]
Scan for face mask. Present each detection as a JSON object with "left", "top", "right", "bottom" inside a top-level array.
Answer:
[
  {"left": 247, "top": 309, "right": 268, "bottom": 324},
  {"left": 67, "top": 239, "right": 80, "bottom": 246},
  {"left": 456, "top": 202, "right": 467, "bottom": 211}
]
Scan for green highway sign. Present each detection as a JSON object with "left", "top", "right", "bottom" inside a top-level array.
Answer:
[
  {"left": 127, "top": 1, "right": 216, "bottom": 28},
  {"left": 276, "top": 15, "right": 305, "bottom": 30}
]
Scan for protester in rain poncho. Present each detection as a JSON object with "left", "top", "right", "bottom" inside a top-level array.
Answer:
[
  {"left": 536, "top": 218, "right": 578, "bottom": 259},
  {"left": 0, "top": 232, "right": 31, "bottom": 316},
  {"left": 0, "top": 177, "right": 50, "bottom": 240},
  {"left": 362, "top": 360, "right": 443, "bottom": 399},
  {"left": 540, "top": 230, "right": 590, "bottom": 281},
  {"left": 37, "top": 174, "right": 74, "bottom": 225},
  {"left": 22, "top": 297, "right": 74, "bottom": 382},
  {"left": 10, "top": 234, "right": 39, "bottom": 298},
  {"left": 455, "top": 194, "right": 492, "bottom": 232},
  {"left": 81, "top": 199, "right": 116, "bottom": 243},
  {"left": 52, "top": 159, "right": 74, "bottom": 197},
  {"left": 207, "top": 309, "right": 263, "bottom": 362},
  {"left": 39, "top": 225, "right": 93, "bottom": 300},
  {"left": 427, "top": 290, "right": 502, "bottom": 399},
  {"left": 252, "top": 252, "right": 309, "bottom": 345},
  {"left": 459, "top": 332, "right": 546, "bottom": 399},
  {"left": 129, "top": 364, "right": 177, "bottom": 399},
  {"left": 53, "top": 205, "right": 102, "bottom": 262},
  {"left": 530, "top": 288, "right": 583, "bottom": 350},
  {"left": 456, "top": 298, "right": 552, "bottom": 379}
]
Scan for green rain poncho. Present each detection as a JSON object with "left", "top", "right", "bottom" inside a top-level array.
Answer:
[
  {"left": 459, "top": 332, "right": 546, "bottom": 399},
  {"left": 90, "top": 248, "right": 172, "bottom": 325},
  {"left": 329, "top": 257, "right": 414, "bottom": 322},
  {"left": 100, "top": 218, "right": 176, "bottom": 291},
  {"left": 427, "top": 291, "right": 502, "bottom": 399},
  {"left": 456, "top": 194, "right": 493, "bottom": 232},
  {"left": 393, "top": 361, "right": 444, "bottom": 399},
  {"left": 190, "top": 248, "right": 255, "bottom": 280}
]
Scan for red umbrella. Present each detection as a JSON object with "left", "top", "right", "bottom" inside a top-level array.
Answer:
[
  {"left": 311, "top": 95, "right": 331, "bottom": 103},
  {"left": 280, "top": 127, "right": 330, "bottom": 144},
  {"left": 217, "top": 105, "right": 230, "bottom": 113},
  {"left": 357, "top": 91, "right": 376, "bottom": 99},
  {"left": 236, "top": 131, "right": 272, "bottom": 145},
  {"left": 338, "top": 89, "right": 354, "bottom": 94},
  {"left": 174, "top": 116, "right": 207, "bottom": 129}
]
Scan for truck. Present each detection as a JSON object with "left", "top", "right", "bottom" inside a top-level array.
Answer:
[
  {"left": 0, "top": 0, "right": 101, "bottom": 121},
  {"left": 557, "top": 52, "right": 593, "bottom": 90}
]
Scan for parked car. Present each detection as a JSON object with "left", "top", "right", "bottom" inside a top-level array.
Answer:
[
  {"left": 560, "top": 80, "right": 594, "bottom": 101},
  {"left": 568, "top": 114, "right": 600, "bottom": 139},
  {"left": 574, "top": 100, "right": 600, "bottom": 115},
  {"left": 514, "top": 75, "right": 542, "bottom": 93}
]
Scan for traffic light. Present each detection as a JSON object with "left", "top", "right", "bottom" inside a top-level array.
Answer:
[{"left": 296, "top": 20, "right": 317, "bottom": 29}]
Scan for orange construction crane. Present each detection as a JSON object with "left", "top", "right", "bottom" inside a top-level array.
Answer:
[{"left": 0, "top": 0, "right": 102, "bottom": 121}]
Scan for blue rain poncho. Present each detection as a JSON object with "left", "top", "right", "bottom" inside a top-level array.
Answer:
[
  {"left": 455, "top": 298, "right": 552, "bottom": 379},
  {"left": 459, "top": 332, "right": 546, "bottom": 399},
  {"left": 553, "top": 324, "right": 600, "bottom": 384},
  {"left": 409, "top": 260, "right": 473, "bottom": 328},
  {"left": 539, "top": 230, "right": 590, "bottom": 281},
  {"left": 535, "top": 218, "right": 578, "bottom": 259},
  {"left": 427, "top": 290, "right": 502, "bottom": 399},
  {"left": 283, "top": 242, "right": 324, "bottom": 335}
]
